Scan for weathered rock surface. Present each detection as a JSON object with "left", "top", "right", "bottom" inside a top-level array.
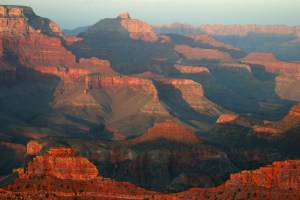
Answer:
[
  {"left": 80, "top": 12, "right": 158, "bottom": 42},
  {"left": 241, "top": 52, "right": 300, "bottom": 74},
  {"left": 133, "top": 119, "right": 201, "bottom": 144},
  {"left": 2, "top": 147, "right": 158, "bottom": 199},
  {"left": 18, "top": 147, "right": 98, "bottom": 180},
  {"left": 25, "top": 135, "right": 237, "bottom": 192},
  {"left": 154, "top": 23, "right": 300, "bottom": 61},
  {"left": 174, "top": 64, "right": 210, "bottom": 74},
  {"left": 174, "top": 44, "right": 233, "bottom": 61},
  {"left": 153, "top": 160, "right": 300, "bottom": 200},
  {"left": 216, "top": 114, "right": 267, "bottom": 128},
  {"left": 26, "top": 140, "right": 44, "bottom": 156},
  {"left": 252, "top": 103, "right": 300, "bottom": 137}
]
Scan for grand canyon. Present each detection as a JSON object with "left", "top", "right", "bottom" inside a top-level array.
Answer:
[{"left": 0, "top": 4, "right": 299, "bottom": 200}]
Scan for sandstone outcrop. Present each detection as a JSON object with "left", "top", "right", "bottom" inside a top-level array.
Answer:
[
  {"left": 1, "top": 160, "right": 299, "bottom": 199},
  {"left": 18, "top": 147, "right": 98, "bottom": 180},
  {"left": 153, "top": 160, "right": 300, "bottom": 200},
  {"left": 80, "top": 12, "right": 158, "bottom": 42},
  {"left": 241, "top": 52, "right": 300, "bottom": 74},
  {"left": 26, "top": 140, "right": 44, "bottom": 156},
  {"left": 174, "top": 64, "right": 210, "bottom": 74},
  {"left": 252, "top": 103, "right": 300, "bottom": 137},
  {"left": 133, "top": 119, "right": 201, "bottom": 144},
  {"left": 216, "top": 114, "right": 239, "bottom": 124},
  {"left": 0, "top": 5, "right": 112, "bottom": 83},
  {"left": 216, "top": 114, "right": 266, "bottom": 128},
  {"left": 219, "top": 62, "right": 252, "bottom": 72},
  {"left": 86, "top": 75, "right": 156, "bottom": 95}
]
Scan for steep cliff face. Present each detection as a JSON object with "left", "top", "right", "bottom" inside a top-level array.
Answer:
[
  {"left": 80, "top": 12, "right": 158, "bottom": 42},
  {"left": 1, "top": 159, "right": 299, "bottom": 200},
  {"left": 25, "top": 135, "right": 237, "bottom": 192},
  {"left": 153, "top": 160, "right": 300, "bottom": 200},
  {"left": 0, "top": 6, "right": 61, "bottom": 36},
  {"left": 241, "top": 52, "right": 300, "bottom": 74},
  {"left": 2, "top": 147, "right": 158, "bottom": 199},
  {"left": 226, "top": 160, "right": 300, "bottom": 190},
  {"left": 174, "top": 64, "right": 210, "bottom": 74},
  {"left": 18, "top": 147, "right": 98, "bottom": 180},
  {"left": 0, "top": 5, "right": 111, "bottom": 80},
  {"left": 252, "top": 103, "right": 300, "bottom": 136},
  {"left": 86, "top": 75, "right": 156, "bottom": 95},
  {"left": 154, "top": 77, "right": 226, "bottom": 117}
]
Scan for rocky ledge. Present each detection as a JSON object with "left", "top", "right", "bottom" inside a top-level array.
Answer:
[{"left": 17, "top": 147, "right": 98, "bottom": 180}]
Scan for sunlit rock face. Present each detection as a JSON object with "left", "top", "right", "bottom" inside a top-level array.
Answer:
[
  {"left": 18, "top": 147, "right": 98, "bottom": 181},
  {"left": 152, "top": 160, "right": 300, "bottom": 200},
  {"left": 133, "top": 119, "right": 201, "bottom": 144},
  {"left": 80, "top": 12, "right": 158, "bottom": 42}
]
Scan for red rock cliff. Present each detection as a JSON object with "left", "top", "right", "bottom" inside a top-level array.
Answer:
[
  {"left": 153, "top": 160, "right": 300, "bottom": 200},
  {"left": 18, "top": 147, "right": 98, "bottom": 180},
  {"left": 241, "top": 52, "right": 300, "bottom": 74}
]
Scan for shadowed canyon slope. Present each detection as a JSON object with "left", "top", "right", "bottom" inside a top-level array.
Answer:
[{"left": 0, "top": 5, "right": 300, "bottom": 199}]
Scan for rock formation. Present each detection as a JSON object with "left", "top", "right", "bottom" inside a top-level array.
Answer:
[
  {"left": 186, "top": 34, "right": 241, "bottom": 51},
  {"left": 216, "top": 114, "right": 267, "bottom": 128},
  {"left": 80, "top": 12, "right": 158, "bottom": 42},
  {"left": 241, "top": 52, "right": 300, "bottom": 74},
  {"left": 174, "top": 64, "right": 210, "bottom": 74},
  {"left": 153, "top": 160, "right": 300, "bottom": 200},
  {"left": 2, "top": 147, "right": 159, "bottom": 199},
  {"left": 174, "top": 44, "right": 233, "bottom": 61},
  {"left": 153, "top": 23, "right": 300, "bottom": 61},
  {"left": 26, "top": 140, "right": 44, "bottom": 156},
  {"left": 252, "top": 103, "right": 300, "bottom": 136},
  {"left": 18, "top": 147, "right": 98, "bottom": 180},
  {"left": 133, "top": 119, "right": 201, "bottom": 144}
]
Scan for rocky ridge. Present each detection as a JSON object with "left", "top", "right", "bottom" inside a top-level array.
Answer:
[
  {"left": 153, "top": 160, "right": 300, "bottom": 200},
  {"left": 133, "top": 119, "right": 201, "bottom": 144},
  {"left": 80, "top": 12, "right": 158, "bottom": 42}
]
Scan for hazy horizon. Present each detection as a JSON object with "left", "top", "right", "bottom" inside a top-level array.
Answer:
[{"left": 2, "top": 0, "right": 300, "bottom": 29}]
